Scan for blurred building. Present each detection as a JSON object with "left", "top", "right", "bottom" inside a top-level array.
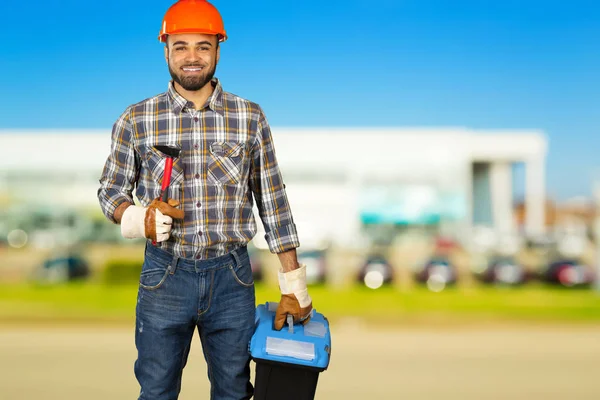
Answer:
[
  {"left": 515, "top": 197, "right": 596, "bottom": 243},
  {"left": 0, "top": 128, "right": 547, "bottom": 251}
]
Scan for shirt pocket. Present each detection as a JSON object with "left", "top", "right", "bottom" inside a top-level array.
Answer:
[
  {"left": 143, "top": 146, "right": 185, "bottom": 193},
  {"left": 207, "top": 141, "right": 245, "bottom": 185}
]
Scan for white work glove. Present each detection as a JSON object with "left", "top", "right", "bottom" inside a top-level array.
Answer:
[
  {"left": 120, "top": 198, "right": 184, "bottom": 242},
  {"left": 274, "top": 264, "right": 313, "bottom": 331}
]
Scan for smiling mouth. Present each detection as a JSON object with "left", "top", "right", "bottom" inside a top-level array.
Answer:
[{"left": 182, "top": 66, "right": 204, "bottom": 72}]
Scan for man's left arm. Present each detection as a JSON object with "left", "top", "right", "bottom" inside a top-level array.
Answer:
[
  {"left": 249, "top": 106, "right": 300, "bottom": 257},
  {"left": 277, "top": 248, "right": 300, "bottom": 272},
  {"left": 250, "top": 107, "right": 312, "bottom": 330}
]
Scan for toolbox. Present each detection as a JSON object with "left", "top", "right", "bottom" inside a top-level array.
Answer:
[{"left": 249, "top": 302, "right": 332, "bottom": 400}]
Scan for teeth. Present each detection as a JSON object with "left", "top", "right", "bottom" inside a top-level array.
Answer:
[{"left": 183, "top": 67, "right": 202, "bottom": 71}]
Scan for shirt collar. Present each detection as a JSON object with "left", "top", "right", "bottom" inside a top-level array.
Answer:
[{"left": 167, "top": 78, "right": 224, "bottom": 115}]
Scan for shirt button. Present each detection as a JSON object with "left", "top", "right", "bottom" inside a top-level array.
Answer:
[
  {"left": 196, "top": 255, "right": 201, "bottom": 260},
  {"left": 195, "top": 173, "right": 200, "bottom": 179},
  {"left": 198, "top": 231, "right": 203, "bottom": 236},
  {"left": 196, "top": 202, "right": 201, "bottom": 208},
  {"left": 194, "top": 117, "right": 199, "bottom": 122},
  {"left": 194, "top": 144, "right": 199, "bottom": 150}
]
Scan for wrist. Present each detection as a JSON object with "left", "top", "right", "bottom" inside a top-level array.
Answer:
[
  {"left": 114, "top": 202, "right": 133, "bottom": 224},
  {"left": 280, "top": 262, "right": 300, "bottom": 273}
]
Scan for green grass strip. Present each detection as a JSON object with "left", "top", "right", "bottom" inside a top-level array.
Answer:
[{"left": 1, "top": 283, "right": 600, "bottom": 326}]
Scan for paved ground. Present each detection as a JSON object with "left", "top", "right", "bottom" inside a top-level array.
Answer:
[{"left": 1, "top": 322, "right": 599, "bottom": 399}]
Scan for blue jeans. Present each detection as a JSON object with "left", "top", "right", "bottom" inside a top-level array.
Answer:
[{"left": 135, "top": 243, "right": 256, "bottom": 400}]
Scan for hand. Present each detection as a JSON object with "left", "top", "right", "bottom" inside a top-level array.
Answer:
[
  {"left": 274, "top": 264, "right": 313, "bottom": 331},
  {"left": 120, "top": 198, "right": 185, "bottom": 242}
]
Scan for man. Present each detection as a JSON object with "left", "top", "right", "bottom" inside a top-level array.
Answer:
[{"left": 97, "top": 1, "right": 312, "bottom": 399}]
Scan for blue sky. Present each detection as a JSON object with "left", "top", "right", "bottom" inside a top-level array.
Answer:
[{"left": 1, "top": 0, "right": 598, "bottom": 201}]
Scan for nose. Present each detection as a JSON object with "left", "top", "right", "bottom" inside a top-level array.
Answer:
[{"left": 185, "top": 49, "right": 202, "bottom": 62}]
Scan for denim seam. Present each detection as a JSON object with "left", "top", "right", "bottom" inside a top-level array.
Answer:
[
  {"left": 230, "top": 248, "right": 253, "bottom": 286},
  {"left": 231, "top": 249, "right": 241, "bottom": 269},
  {"left": 169, "top": 256, "right": 179, "bottom": 275},
  {"left": 139, "top": 265, "right": 169, "bottom": 276},
  {"left": 175, "top": 339, "right": 191, "bottom": 394},
  {"left": 197, "top": 269, "right": 215, "bottom": 317},
  {"left": 199, "top": 329, "right": 215, "bottom": 399},
  {"left": 213, "top": 263, "right": 234, "bottom": 272},
  {"left": 229, "top": 265, "right": 253, "bottom": 287},
  {"left": 139, "top": 267, "right": 170, "bottom": 291}
]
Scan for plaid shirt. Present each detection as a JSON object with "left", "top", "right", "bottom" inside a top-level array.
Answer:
[{"left": 98, "top": 78, "right": 300, "bottom": 259}]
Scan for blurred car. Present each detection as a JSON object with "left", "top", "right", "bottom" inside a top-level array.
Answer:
[
  {"left": 476, "top": 257, "right": 527, "bottom": 286},
  {"left": 541, "top": 260, "right": 594, "bottom": 287},
  {"left": 414, "top": 257, "right": 457, "bottom": 291},
  {"left": 33, "top": 254, "right": 91, "bottom": 284},
  {"left": 297, "top": 250, "right": 327, "bottom": 285},
  {"left": 357, "top": 255, "right": 394, "bottom": 289}
]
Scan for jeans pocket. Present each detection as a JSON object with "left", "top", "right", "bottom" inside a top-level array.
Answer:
[
  {"left": 139, "top": 256, "right": 171, "bottom": 290},
  {"left": 140, "top": 270, "right": 170, "bottom": 290},
  {"left": 229, "top": 260, "right": 254, "bottom": 287}
]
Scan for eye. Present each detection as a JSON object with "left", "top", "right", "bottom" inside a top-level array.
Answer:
[
  {"left": 199, "top": 46, "right": 210, "bottom": 51},
  {"left": 174, "top": 47, "right": 185, "bottom": 52}
]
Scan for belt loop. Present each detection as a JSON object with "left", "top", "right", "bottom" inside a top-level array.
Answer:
[
  {"left": 231, "top": 247, "right": 241, "bottom": 268},
  {"left": 169, "top": 255, "right": 179, "bottom": 275}
]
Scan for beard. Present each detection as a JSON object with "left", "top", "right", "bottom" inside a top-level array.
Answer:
[{"left": 169, "top": 62, "right": 217, "bottom": 91}]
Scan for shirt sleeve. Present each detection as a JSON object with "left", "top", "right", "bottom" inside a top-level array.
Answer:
[
  {"left": 97, "top": 108, "right": 138, "bottom": 223},
  {"left": 250, "top": 107, "right": 300, "bottom": 253}
]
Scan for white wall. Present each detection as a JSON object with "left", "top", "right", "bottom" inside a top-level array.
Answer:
[{"left": 0, "top": 128, "right": 547, "bottom": 246}]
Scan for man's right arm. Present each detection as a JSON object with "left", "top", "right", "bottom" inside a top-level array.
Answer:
[
  {"left": 113, "top": 202, "right": 132, "bottom": 224},
  {"left": 97, "top": 108, "right": 138, "bottom": 224},
  {"left": 98, "top": 110, "right": 185, "bottom": 242}
]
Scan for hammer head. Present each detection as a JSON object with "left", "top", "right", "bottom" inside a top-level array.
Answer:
[{"left": 154, "top": 145, "right": 181, "bottom": 158}]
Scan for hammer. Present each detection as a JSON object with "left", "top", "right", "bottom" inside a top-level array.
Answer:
[
  {"left": 154, "top": 145, "right": 181, "bottom": 202},
  {"left": 152, "top": 145, "right": 181, "bottom": 245}
]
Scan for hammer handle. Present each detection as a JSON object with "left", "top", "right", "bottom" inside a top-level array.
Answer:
[
  {"left": 152, "top": 157, "right": 174, "bottom": 246},
  {"left": 161, "top": 158, "right": 174, "bottom": 200}
]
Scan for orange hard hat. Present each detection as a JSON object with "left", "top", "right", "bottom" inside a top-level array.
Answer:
[{"left": 158, "top": 0, "right": 227, "bottom": 43}]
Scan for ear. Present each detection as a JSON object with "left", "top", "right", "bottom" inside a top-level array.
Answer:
[
  {"left": 216, "top": 45, "right": 220, "bottom": 64},
  {"left": 164, "top": 46, "right": 169, "bottom": 64}
]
